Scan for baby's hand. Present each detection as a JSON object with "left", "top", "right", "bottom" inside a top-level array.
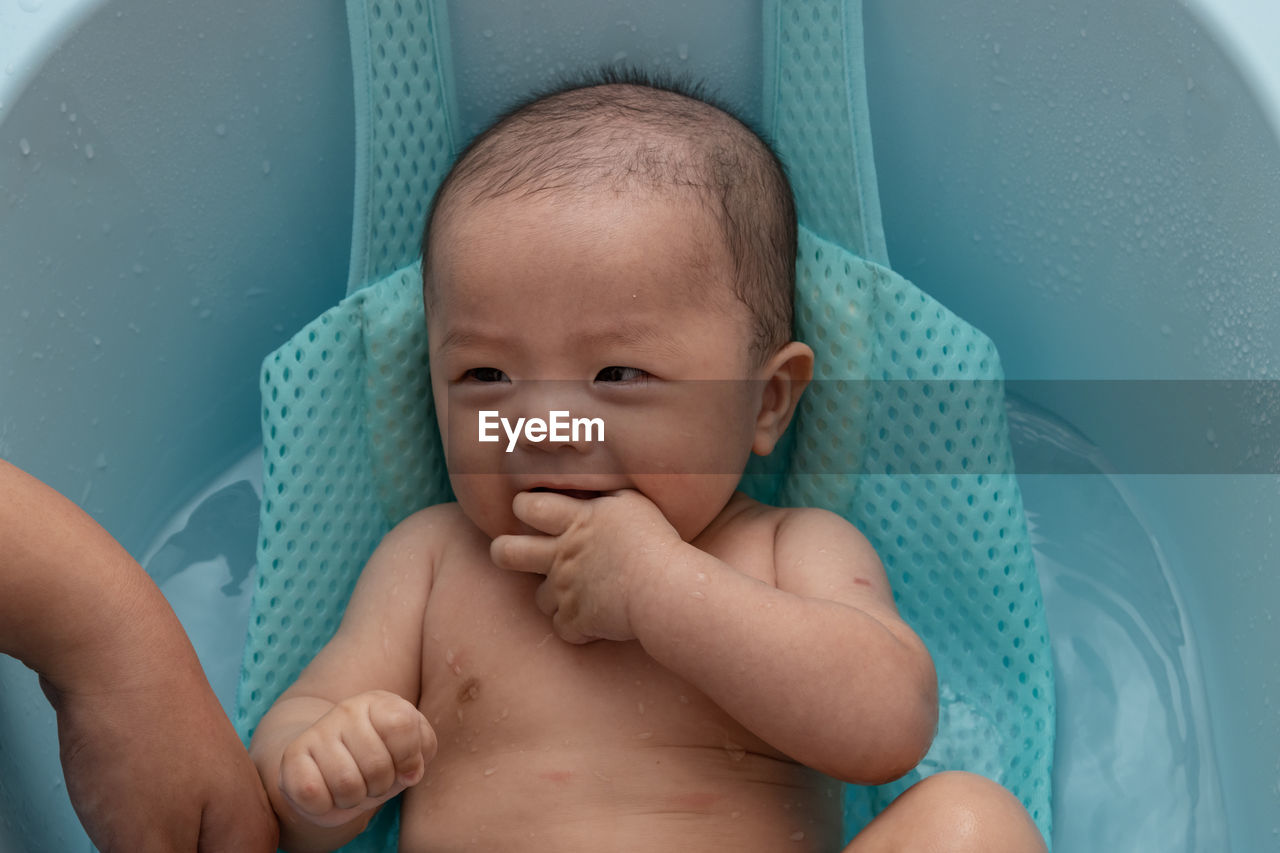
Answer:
[
  {"left": 278, "top": 690, "right": 436, "bottom": 829},
  {"left": 490, "top": 489, "right": 681, "bottom": 644}
]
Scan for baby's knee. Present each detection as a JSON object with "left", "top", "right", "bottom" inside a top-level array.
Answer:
[{"left": 904, "top": 771, "right": 1046, "bottom": 853}]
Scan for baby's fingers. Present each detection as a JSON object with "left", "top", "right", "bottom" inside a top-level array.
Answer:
[
  {"left": 490, "top": 534, "right": 557, "bottom": 575},
  {"left": 311, "top": 745, "right": 369, "bottom": 812},
  {"left": 278, "top": 747, "right": 334, "bottom": 818},
  {"left": 369, "top": 700, "right": 437, "bottom": 786},
  {"left": 512, "top": 490, "right": 582, "bottom": 535},
  {"left": 279, "top": 743, "right": 375, "bottom": 824}
]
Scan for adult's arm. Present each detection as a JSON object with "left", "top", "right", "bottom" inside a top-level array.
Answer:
[{"left": 0, "top": 459, "right": 277, "bottom": 853}]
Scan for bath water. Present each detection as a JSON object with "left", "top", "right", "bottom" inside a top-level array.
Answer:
[
  {"left": 1008, "top": 394, "right": 1229, "bottom": 851},
  {"left": 140, "top": 449, "right": 262, "bottom": 714},
  {"left": 140, "top": 397, "right": 1229, "bottom": 852}
]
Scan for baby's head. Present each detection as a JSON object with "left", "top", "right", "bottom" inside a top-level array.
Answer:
[{"left": 421, "top": 72, "right": 813, "bottom": 541}]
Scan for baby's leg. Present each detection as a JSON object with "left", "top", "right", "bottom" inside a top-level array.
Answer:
[{"left": 844, "top": 771, "right": 1047, "bottom": 853}]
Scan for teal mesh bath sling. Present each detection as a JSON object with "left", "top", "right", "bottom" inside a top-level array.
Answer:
[{"left": 235, "top": 0, "right": 1056, "bottom": 847}]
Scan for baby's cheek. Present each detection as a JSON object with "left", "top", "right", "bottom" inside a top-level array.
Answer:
[{"left": 449, "top": 475, "right": 515, "bottom": 539}]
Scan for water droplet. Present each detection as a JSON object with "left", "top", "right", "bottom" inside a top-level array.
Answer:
[
  {"left": 18, "top": 138, "right": 31, "bottom": 156},
  {"left": 690, "top": 590, "right": 706, "bottom": 600},
  {"left": 482, "top": 28, "right": 494, "bottom": 38},
  {"left": 611, "top": 51, "right": 629, "bottom": 64},
  {"left": 18, "top": 0, "right": 47, "bottom": 12},
  {"left": 789, "top": 830, "right": 805, "bottom": 841},
  {"left": 677, "top": 43, "right": 689, "bottom": 60},
  {"left": 262, "top": 160, "right": 272, "bottom": 175},
  {"left": 1160, "top": 324, "right": 1173, "bottom": 337},
  {"left": 483, "top": 766, "right": 497, "bottom": 776},
  {"left": 635, "top": 731, "right": 653, "bottom": 740},
  {"left": 215, "top": 123, "right": 227, "bottom": 137},
  {"left": 84, "top": 144, "right": 94, "bottom": 160},
  {"left": 94, "top": 452, "right": 108, "bottom": 470},
  {"left": 723, "top": 741, "right": 746, "bottom": 761}
]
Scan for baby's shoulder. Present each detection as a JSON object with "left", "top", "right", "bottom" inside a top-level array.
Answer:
[
  {"left": 378, "top": 501, "right": 485, "bottom": 559},
  {"left": 723, "top": 493, "right": 865, "bottom": 542},
  {"left": 736, "top": 499, "right": 889, "bottom": 600},
  {"left": 773, "top": 503, "right": 869, "bottom": 542},
  {"left": 714, "top": 494, "right": 876, "bottom": 563}
]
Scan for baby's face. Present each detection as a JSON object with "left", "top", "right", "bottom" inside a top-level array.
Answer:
[{"left": 426, "top": 189, "right": 767, "bottom": 542}]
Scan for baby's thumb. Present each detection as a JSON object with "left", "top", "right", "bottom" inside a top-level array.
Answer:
[
  {"left": 418, "top": 713, "right": 438, "bottom": 765},
  {"left": 398, "top": 713, "right": 437, "bottom": 786}
]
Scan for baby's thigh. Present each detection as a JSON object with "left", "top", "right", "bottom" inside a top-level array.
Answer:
[{"left": 842, "top": 772, "right": 1046, "bottom": 853}]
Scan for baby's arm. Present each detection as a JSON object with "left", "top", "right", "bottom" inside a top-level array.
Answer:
[
  {"left": 249, "top": 508, "right": 443, "bottom": 853},
  {"left": 494, "top": 492, "right": 937, "bottom": 785},
  {"left": 632, "top": 507, "right": 938, "bottom": 784}
]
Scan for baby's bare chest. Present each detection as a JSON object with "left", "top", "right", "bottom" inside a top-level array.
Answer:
[{"left": 415, "top": 524, "right": 780, "bottom": 758}]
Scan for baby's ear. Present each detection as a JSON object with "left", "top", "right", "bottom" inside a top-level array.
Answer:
[{"left": 751, "top": 341, "right": 814, "bottom": 456}]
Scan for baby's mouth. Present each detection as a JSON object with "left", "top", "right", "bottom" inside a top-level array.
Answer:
[{"left": 528, "top": 486, "right": 604, "bottom": 501}]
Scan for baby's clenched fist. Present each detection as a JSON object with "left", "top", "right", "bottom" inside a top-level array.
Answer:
[{"left": 278, "top": 690, "right": 436, "bottom": 828}]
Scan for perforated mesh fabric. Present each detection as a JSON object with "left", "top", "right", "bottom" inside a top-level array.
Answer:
[
  {"left": 346, "top": 0, "right": 457, "bottom": 293},
  {"left": 236, "top": 266, "right": 448, "bottom": 735},
  {"left": 764, "top": 0, "right": 888, "bottom": 266},
  {"left": 237, "top": 0, "right": 1054, "bottom": 847},
  {"left": 781, "top": 232, "right": 1053, "bottom": 838}
]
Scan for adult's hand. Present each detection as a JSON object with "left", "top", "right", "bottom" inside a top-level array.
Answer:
[{"left": 0, "top": 460, "right": 278, "bottom": 852}]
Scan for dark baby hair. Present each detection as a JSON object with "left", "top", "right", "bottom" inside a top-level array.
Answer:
[{"left": 421, "top": 67, "right": 798, "bottom": 359}]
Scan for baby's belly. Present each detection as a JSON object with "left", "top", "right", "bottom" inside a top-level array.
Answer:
[
  {"left": 405, "top": 547, "right": 842, "bottom": 851},
  {"left": 400, "top": 741, "right": 843, "bottom": 853}
]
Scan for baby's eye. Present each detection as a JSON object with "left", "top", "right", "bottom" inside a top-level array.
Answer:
[
  {"left": 594, "top": 366, "right": 649, "bottom": 383},
  {"left": 462, "top": 367, "right": 509, "bottom": 383}
]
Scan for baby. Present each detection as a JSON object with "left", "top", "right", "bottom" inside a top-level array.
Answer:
[{"left": 250, "top": 75, "right": 1046, "bottom": 853}]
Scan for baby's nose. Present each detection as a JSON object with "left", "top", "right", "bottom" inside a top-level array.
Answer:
[{"left": 511, "top": 382, "right": 600, "bottom": 455}]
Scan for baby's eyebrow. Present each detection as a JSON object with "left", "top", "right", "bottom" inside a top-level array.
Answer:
[
  {"left": 432, "top": 323, "right": 687, "bottom": 359},
  {"left": 577, "top": 322, "right": 687, "bottom": 355},
  {"left": 432, "top": 327, "right": 495, "bottom": 355}
]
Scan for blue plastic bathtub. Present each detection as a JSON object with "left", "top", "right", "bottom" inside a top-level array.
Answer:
[{"left": 1, "top": 1, "right": 1277, "bottom": 850}]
